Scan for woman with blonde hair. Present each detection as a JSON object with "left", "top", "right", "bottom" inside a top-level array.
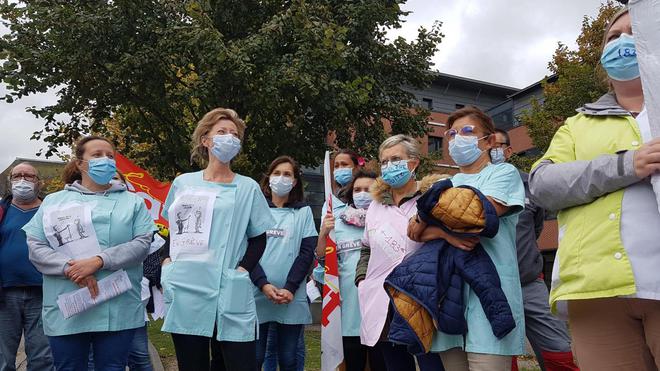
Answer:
[{"left": 160, "top": 108, "right": 274, "bottom": 371}]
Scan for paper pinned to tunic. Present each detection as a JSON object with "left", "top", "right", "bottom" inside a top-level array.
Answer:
[
  {"left": 168, "top": 188, "right": 217, "bottom": 260},
  {"left": 43, "top": 202, "right": 102, "bottom": 260}
]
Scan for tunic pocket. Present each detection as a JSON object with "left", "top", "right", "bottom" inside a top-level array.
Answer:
[{"left": 222, "top": 269, "right": 254, "bottom": 313}]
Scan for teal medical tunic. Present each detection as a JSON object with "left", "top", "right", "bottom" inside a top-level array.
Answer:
[
  {"left": 313, "top": 195, "right": 365, "bottom": 337},
  {"left": 254, "top": 205, "right": 317, "bottom": 325},
  {"left": 22, "top": 188, "right": 155, "bottom": 336},
  {"left": 430, "top": 163, "right": 526, "bottom": 355},
  {"left": 160, "top": 171, "right": 274, "bottom": 342}
]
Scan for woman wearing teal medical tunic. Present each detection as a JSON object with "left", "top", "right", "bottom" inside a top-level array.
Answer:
[
  {"left": 250, "top": 156, "right": 317, "bottom": 371},
  {"left": 314, "top": 169, "right": 382, "bottom": 371},
  {"left": 23, "top": 135, "right": 156, "bottom": 371},
  {"left": 160, "top": 108, "right": 274, "bottom": 371}
]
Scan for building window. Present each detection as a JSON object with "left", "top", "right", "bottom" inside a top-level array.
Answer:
[
  {"left": 428, "top": 136, "right": 443, "bottom": 153},
  {"left": 422, "top": 98, "right": 433, "bottom": 110},
  {"left": 455, "top": 104, "right": 465, "bottom": 109}
]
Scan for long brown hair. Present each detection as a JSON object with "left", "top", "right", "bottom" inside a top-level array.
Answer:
[
  {"left": 260, "top": 156, "right": 305, "bottom": 204},
  {"left": 62, "top": 136, "right": 114, "bottom": 184}
]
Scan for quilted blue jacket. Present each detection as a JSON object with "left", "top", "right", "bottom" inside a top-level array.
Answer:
[{"left": 384, "top": 179, "right": 516, "bottom": 355}]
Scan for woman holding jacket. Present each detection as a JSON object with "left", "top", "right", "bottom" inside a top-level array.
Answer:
[
  {"left": 355, "top": 135, "right": 443, "bottom": 371},
  {"left": 160, "top": 108, "right": 274, "bottom": 371}
]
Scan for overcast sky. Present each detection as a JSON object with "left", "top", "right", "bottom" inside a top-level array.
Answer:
[{"left": 0, "top": 0, "right": 605, "bottom": 171}]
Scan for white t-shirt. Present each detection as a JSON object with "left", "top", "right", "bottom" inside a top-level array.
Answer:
[{"left": 621, "top": 107, "right": 660, "bottom": 299}]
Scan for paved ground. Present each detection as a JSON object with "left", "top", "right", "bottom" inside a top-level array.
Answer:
[{"left": 15, "top": 337, "right": 164, "bottom": 371}]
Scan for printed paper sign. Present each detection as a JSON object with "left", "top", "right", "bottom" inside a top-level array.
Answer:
[
  {"left": 43, "top": 202, "right": 102, "bottom": 260},
  {"left": 168, "top": 188, "right": 217, "bottom": 260},
  {"left": 56, "top": 270, "right": 132, "bottom": 319}
]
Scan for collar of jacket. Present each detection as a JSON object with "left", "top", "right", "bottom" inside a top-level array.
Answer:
[
  {"left": 267, "top": 199, "right": 308, "bottom": 209},
  {"left": 65, "top": 180, "right": 126, "bottom": 195},
  {"left": 416, "top": 178, "right": 500, "bottom": 238},
  {"left": 576, "top": 92, "right": 632, "bottom": 117}
]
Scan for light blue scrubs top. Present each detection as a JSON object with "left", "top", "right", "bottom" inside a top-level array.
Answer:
[
  {"left": 254, "top": 205, "right": 317, "bottom": 325},
  {"left": 22, "top": 188, "right": 155, "bottom": 336},
  {"left": 313, "top": 195, "right": 365, "bottom": 337},
  {"left": 160, "top": 172, "right": 274, "bottom": 342},
  {"left": 430, "top": 163, "right": 526, "bottom": 355}
]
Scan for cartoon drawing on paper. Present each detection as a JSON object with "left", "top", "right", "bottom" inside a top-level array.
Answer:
[
  {"left": 52, "top": 225, "right": 66, "bottom": 246},
  {"left": 194, "top": 209, "right": 203, "bottom": 233},
  {"left": 44, "top": 203, "right": 102, "bottom": 260},
  {"left": 168, "top": 189, "right": 216, "bottom": 260},
  {"left": 75, "top": 218, "right": 88, "bottom": 239},
  {"left": 50, "top": 215, "right": 89, "bottom": 247},
  {"left": 175, "top": 211, "right": 191, "bottom": 235}
]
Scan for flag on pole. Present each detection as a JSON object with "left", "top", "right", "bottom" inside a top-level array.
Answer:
[
  {"left": 321, "top": 150, "right": 344, "bottom": 371},
  {"left": 628, "top": 0, "right": 660, "bottom": 214},
  {"left": 115, "top": 153, "right": 171, "bottom": 230}
]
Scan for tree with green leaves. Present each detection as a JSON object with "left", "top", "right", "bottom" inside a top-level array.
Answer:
[
  {"left": 0, "top": 0, "right": 442, "bottom": 180},
  {"left": 515, "top": 1, "right": 621, "bottom": 170}
]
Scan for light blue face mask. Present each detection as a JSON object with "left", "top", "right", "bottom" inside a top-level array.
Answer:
[
  {"left": 449, "top": 134, "right": 484, "bottom": 166},
  {"left": 353, "top": 191, "right": 373, "bottom": 209},
  {"left": 381, "top": 160, "right": 413, "bottom": 189},
  {"left": 601, "top": 33, "right": 640, "bottom": 81},
  {"left": 211, "top": 134, "right": 241, "bottom": 163},
  {"left": 334, "top": 168, "right": 353, "bottom": 186},
  {"left": 85, "top": 157, "right": 117, "bottom": 185},
  {"left": 490, "top": 147, "right": 506, "bottom": 165}
]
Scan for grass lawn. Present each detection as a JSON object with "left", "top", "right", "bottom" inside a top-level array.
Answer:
[{"left": 147, "top": 320, "right": 321, "bottom": 371}]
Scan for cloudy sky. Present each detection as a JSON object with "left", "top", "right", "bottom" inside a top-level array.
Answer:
[{"left": 0, "top": 0, "right": 605, "bottom": 171}]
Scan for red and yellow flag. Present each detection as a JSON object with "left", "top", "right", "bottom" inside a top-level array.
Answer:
[{"left": 115, "top": 153, "right": 171, "bottom": 232}]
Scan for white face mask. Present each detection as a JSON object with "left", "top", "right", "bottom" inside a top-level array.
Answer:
[
  {"left": 269, "top": 175, "right": 294, "bottom": 197},
  {"left": 11, "top": 180, "right": 37, "bottom": 203}
]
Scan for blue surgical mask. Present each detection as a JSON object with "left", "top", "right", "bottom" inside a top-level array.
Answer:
[
  {"left": 269, "top": 175, "right": 294, "bottom": 197},
  {"left": 85, "top": 157, "right": 117, "bottom": 185},
  {"left": 211, "top": 134, "right": 241, "bottom": 163},
  {"left": 334, "top": 168, "right": 353, "bottom": 186},
  {"left": 353, "top": 191, "right": 373, "bottom": 209},
  {"left": 490, "top": 147, "right": 505, "bottom": 165},
  {"left": 381, "top": 160, "right": 413, "bottom": 189},
  {"left": 601, "top": 33, "right": 639, "bottom": 81},
  {"left": 449, "top": 134, "right": 484, "bottom": 166}
]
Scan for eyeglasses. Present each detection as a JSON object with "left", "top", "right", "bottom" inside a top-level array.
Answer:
[
  {"left": 444, "top": 125, "right": 479, "bottom": 139},
  {"left": 10, "top": 173, "right": 38, "bottom": 182}
]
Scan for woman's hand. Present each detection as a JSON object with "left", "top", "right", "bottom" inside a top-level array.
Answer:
[
  {"left": 409, "top": 220, "right": 480, "bottom": 251},
  {"left": 262, "top": 284, "right": 282, "bottom": 303},
  {"left": 444, "top": 234, "right": 480, "bottom": 251},
  {"left": 634, "top": 139, "right": 660, "bottom": 178},
  {"left": 277, "top": 289, "right": 294, "bottom": 304},
  {"left": 319, "top": 212, "right": 335, "bottom": 238},
  {"left": 66, "top": 256, "right": 103, "bottom": 284},
  {"left": 162, "top": 257, "right": 172, "bottom": 266},
  {"left": 77, "top": 276, "right": 99, "bottom": 299},
  {"left": 407, "top": 214, "right": 428, "bottom": 242}
]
